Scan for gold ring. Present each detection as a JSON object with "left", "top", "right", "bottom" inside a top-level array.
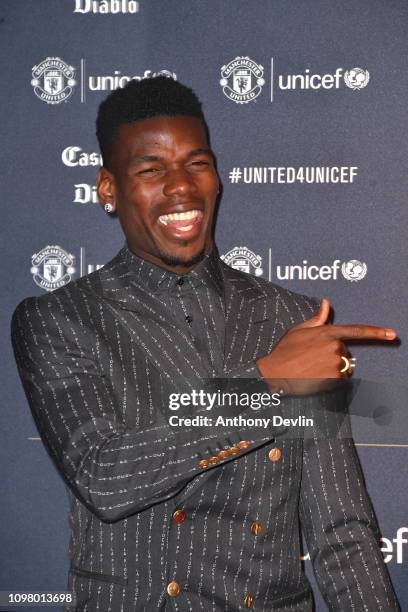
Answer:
[{"left": 340, "top": 356, "right": 351, "bottom": 373}]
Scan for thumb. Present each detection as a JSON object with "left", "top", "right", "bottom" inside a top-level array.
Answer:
[{"left": 298, "top": 298, "right": 331, "bottom": 329}]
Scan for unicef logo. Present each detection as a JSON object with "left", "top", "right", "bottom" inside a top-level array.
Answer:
[
  {"left": 31, "top": 246, "right": 76, "bottom": 291},
  {"left": 31, "top": 57, "right": 76, "bottom": 104},
  {"left": 220, "top": 57, "right": 265, "bottom": 104},
  {"left": 344, "top": 68, "right": 370, "bottom": 91},
  {"left": 221, "top": 247, "right": 263, "bottom": 276},
  {"left": 341, "top": 260, "right": 367, "bottom": 282}
]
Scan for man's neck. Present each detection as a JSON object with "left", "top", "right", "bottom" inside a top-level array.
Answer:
[{"left": 126, "top": 241, "right": 214, "bottom": 275}]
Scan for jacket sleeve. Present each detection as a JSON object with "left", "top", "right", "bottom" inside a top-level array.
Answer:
[
  {"left": 11, "top": 296, "right": 283, "bottom": 523},
  {"left": 299, "top": 391, "right": 400, "bottom": 611}
]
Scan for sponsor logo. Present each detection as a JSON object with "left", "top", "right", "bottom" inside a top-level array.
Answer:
[
  {"left": 74, "top": 184, "right": 99, "bottom": 204},
  {"left": 31, "top": 57, "right": 76, "bottom": 104},
  {"left": 220, "top": 58, "right": 370, "bottom": 102},
  {"left": 341, "top": 260, "right": 367, "bottom": 282},
  {"left": 344, "top": 67, "right": 370, "bottom": 91},
  {"left": 74, "top": 0, "right": 139, "bottom": 12},
  {"left": 221, "top": 247, "right": 263, "bottom": 277},
  {"left": 86, "top": 67, "right": 176, "bottom": 93},
  {"left": 220, "top": 57, "right": 265, "bottom": 104},
  {"left": 35, "top": 60, "right": 176, "bottom": 104},
  {"left": 31, "top": 246, "right": 76, "bottom": 291},
  {"left": 62, "top": 146, "right": 102, "bottom": 167},
  {"left": 275, "top": 259, "right": 367, "bottom": 282},
  {"left": 277, "top": 65, "right": 370, "bottom": 92},
  {"left": 31, "top": 246, "right": 104, "bottom": 291},
  {"left": 278, "top": 67, "right": 343, "bottom": 91}
]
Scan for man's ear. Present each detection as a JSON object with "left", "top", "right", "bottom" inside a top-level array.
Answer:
[{"left": 96, "top": 167, "right": 116, "bottom": 214}]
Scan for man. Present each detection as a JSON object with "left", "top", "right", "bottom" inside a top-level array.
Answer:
[{"left": 12, "top": 76, "right": 399, "bottom": 611}]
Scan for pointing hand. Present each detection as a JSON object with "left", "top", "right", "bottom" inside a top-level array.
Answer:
[{"left": 256, "top": 298, "right": 397, "bottom": 395}]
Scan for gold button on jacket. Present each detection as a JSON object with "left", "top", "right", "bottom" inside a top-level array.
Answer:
[
  {"left": 172, "top": 509, "right": 186, "bottom": 524},
  {"left": 209, "top": 455, "right": 220, "bottom": 464},
  {"left": 237, "top": 440, "right": 250, "bottom": 449},
  {"left": 250, "top": 520, "right": 263, "bottom": 536},
  {"left": 244, "top": 593, "right": 254, "bottom": 608},
  {"left": 268, "top": 447, "right": 282, "bottom": 462},
  {"left": 167, "top": 581, "right": 181, "bottom": 597}
]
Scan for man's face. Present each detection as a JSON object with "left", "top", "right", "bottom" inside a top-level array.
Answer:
[{"left": 97, "top": 115, "right": 219, "bottom": 273}]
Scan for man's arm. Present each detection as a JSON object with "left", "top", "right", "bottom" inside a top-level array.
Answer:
[
  {"left": 299, "top": 393, "right": 400, "bottom": 611},
  {"left": 11, "top": 296, "right": 281, "bottom": 523},
  {"left": 256, "top": 297, "right": 396, "bottom": 396},
  {"left": 254, "top": 296, "right": 399, "bottom": 608}
]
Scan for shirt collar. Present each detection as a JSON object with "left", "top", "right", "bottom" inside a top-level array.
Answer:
[{"left": 122, "top": 243, "right": 224, "bottom": 297}]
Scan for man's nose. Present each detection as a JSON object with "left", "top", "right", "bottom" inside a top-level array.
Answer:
[{"left": 163, "top": 167, "right": 197, "bottom": 197}]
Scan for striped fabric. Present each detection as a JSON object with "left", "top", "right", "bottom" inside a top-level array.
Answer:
[
  {"left": 11, "top": 245, "right": 399, "bottom": 611},
  {"left": 123, "top": 245, "right": 226, "bottom": 377}
]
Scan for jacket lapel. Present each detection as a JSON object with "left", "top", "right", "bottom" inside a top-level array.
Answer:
[
  {"left": 84, "top": 248, "right": 212, "bottom": 391},
  {"left": 221, "top": 261, "right": 278, "bottom": 373}
]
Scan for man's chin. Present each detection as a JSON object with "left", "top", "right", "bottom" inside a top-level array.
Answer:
[{"left": 158, "top": 247, "right": 206, "bottom": 269}]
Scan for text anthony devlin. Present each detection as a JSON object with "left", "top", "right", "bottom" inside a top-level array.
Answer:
[{"left": 168, "top": 415, "right": 314, "bottom": 428}]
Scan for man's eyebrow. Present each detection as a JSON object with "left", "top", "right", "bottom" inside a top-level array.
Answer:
[
  {"left": 129, "top": 154, "right": 163, "bottom": 166},
  {"left": 188, "top": 148, "right": 214, "bottom": 157},
  {"left": 129, "top": 148, "right": 214, "bottom": 166}
]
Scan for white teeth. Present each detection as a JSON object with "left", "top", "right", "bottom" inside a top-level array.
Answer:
[
  {"left": 158, "top": 209, "right": 200, "bottom": 224},
  {"left": 178, "top": 225, "right": 193, "bottom": 232}
]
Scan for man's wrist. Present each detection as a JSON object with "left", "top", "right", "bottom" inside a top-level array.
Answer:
[{"left": 255, "top": 355, "right": 287, "bottom": 395}]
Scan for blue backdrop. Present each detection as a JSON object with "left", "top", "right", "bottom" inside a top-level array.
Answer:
[{"left": 1, "top": 1, "right": 407, "bottom": 610}]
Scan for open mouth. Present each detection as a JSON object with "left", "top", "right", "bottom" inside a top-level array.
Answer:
[{"left": 158, "top": 209, "right": 204, "bottom": 235}]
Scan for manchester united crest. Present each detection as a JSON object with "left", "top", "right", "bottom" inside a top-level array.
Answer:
[
  {"left": 220, "top": 56, "right": 265, "bottom": 104},
  {"left": 31, "top": 246, "right": 76, "bottom": 291},
  {"left": 221, "top": 247, "right": 263, "bottom": 276},
  {"left": 31, "top": 57, "right": 76, "bottom": 104}
]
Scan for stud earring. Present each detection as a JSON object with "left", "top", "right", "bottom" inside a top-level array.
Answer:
[{"left": 104, "top": 203, "right": 114, "bottom": 213}]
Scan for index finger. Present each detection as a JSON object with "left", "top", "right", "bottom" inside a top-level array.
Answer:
[{"left": 326, "top": 325, "right": 397, "bottom": 341}]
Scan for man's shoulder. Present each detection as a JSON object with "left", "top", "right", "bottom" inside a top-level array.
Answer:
[
  {"left": 11, "top": 249, "right": 125, "bottom": 332},
  {"left": 13, "top": 272, "right": 96, "bottom": 322}
]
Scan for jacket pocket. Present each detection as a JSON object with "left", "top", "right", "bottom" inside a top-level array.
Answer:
[{"left": 70, "top": 565, "right": 127, "bottom": 587}]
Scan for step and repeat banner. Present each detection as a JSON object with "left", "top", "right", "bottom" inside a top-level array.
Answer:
[{"left": 1, "top": 1, "right": 407, "bottom": 610}]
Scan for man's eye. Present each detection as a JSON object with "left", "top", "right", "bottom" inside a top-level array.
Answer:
[
  {"left": 190, "top": 160, "right": 209, "bottom": 167},
  {"left": 138, "top": 167, "right": 158, "bottom": 174}
]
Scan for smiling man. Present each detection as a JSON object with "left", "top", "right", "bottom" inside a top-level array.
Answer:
[
  {"left": 97, "top": 113, "right": 218, "bottom": 271},
  {"left": 11, "top": 76, "right": 399, "bottom": 611}
]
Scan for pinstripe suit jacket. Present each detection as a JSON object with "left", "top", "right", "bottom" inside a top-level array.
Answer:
[{"left": 11, "top": 246, "right": 399, "bottom": 612}]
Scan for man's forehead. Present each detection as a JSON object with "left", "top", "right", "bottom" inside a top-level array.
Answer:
[{"left": 115, "top": 116, "right": 209, "bottom": 156}]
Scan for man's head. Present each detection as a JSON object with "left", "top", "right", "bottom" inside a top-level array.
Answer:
[{"left": 96, "top": 76, "right": 219, "bottom": 273}]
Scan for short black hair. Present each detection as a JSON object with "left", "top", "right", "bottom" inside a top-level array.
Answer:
[{"left": 96, "top": 76, "right": 206, "bottom": 169}]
